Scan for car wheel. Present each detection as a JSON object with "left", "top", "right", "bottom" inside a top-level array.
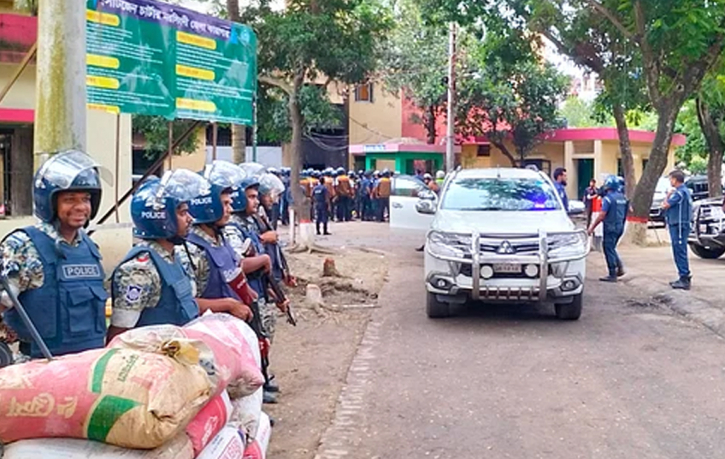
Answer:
[
  {"left": 426, "top": 292, "right": 451, "bottom": 318},
  {"left": 689, "top": 243, "right": 725, "bottom": 259},
  {"left": 555, "top": 293, "right": 582, "bottom": 321}
]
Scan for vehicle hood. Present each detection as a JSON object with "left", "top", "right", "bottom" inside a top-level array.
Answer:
[{"left": 431, "top": 209, "right": 575, "bottom": 235}]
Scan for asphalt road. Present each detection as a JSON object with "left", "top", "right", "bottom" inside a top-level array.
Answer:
[{"left": 313, "top": 223, "right": 725, "bottom": 459}]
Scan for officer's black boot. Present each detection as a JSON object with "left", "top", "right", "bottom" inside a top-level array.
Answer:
[
  {"left": 264, "top": 374, "right": 280, "bottom": 393},
  {"left": 617, "top": 264, "right": 625, "bottom": 277},
  {"left": 671, "top": 276, "right": 691, "bottom": 290},
  {"left": 316, "top": 223, "right": 321, "bottom": 236},
  {"left": 323, "top": 223, "right": 331, "bottom": 236}
]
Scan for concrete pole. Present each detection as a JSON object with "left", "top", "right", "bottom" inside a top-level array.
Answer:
[
  {"left": 34, "top": 0, "right": 87, "bottom": 169},
  {"left": 445, "top": 22, "right": 457, "bottom": 173}
]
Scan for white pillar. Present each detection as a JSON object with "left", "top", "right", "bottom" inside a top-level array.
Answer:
[
  {"left": 593, "top": 139, "right": 604, "bottom": 182},
  {"left": 34, "top": 0, "right": 87, "bottom": 168},
  {"left": 564, "top": 141, "right": 576, "bottom": 198}
]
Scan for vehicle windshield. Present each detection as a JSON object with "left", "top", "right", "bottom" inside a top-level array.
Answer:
[{"left": 441, "top": 177, "right": 562, "bottom": 211}]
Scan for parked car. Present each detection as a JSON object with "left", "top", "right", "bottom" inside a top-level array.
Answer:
[
  {"left": 686, "top": 175, "right": 713, "bottom": 202},
  {"left": 689, "top": 197, "right": 725, "bottom": 259},
  {"left": 414, "top": 167, "right": 589, "bottom": 320},
  {"left": 568, "top": 199, "right": 585, "bottom": 215},
  {"left": 389, "top": 174, "right": 435, "bottom": 232},
  {"left": 649, "top": 177, "right": 671, "bottom": 223}
]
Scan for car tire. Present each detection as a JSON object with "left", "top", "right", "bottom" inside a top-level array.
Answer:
[
  {"left": 689, "top": 243, "right": 725, "bottom": 259},
  {"left": 555, "top": 293, "right": 582, "bottom": 321},
  {"left": 426, "top": 292, "right": 451, "bottom": 318}
]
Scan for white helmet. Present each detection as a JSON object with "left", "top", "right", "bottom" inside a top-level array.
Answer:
[{"left": 435, "top": 170, "right": 445, "bottom": 180}]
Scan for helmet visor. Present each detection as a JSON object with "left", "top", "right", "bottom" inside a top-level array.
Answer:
[
  {"left": 156, "top": 169, "right": 211, "bottom": 206},
  {"left": 204, "top": 160, "right": 247, "bottom": 188},
  {"left": 259, "top": 172, "right": 285, "bottom": 200},
  {"left": 239, "top": 162, "right": 266, "bottom": 178},
  {"left": 35, "top": 150, "right": 113, "bottom": 189}
]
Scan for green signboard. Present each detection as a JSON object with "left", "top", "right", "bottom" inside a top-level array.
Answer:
[{"left": 85, "top": 0, "right": 257, "bottom": 125}]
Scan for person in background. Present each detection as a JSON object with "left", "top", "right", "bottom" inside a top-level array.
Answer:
[
  {"left": 108, "top": 170, "right": 206, "bottom": 343},
  {"left": 553, "top": 167, "right": 569, "bottom": 211},
  {"left": 313, "top": 177, "right": 332, "bottom": 235},
  {"left": 335, "top": 167, "right": 353, "bottom": 222},
  {"left": 374, "top": 169, "right": 392, "bottom": 222},
  {"left": 583, "top": 179, "right": 598, "bottom": 228},
  {"left": 280, "top": 167, "right": 291, "bottom": 226},
  {"left": 588, "top": 176, "right": 628, "bottom": 282},
  {"left": 435, "top": 170, "right": 446, "bottom": 189},
  {"left": 423, "top": 173, "right": 440, "bottom": 194},
  {"left": 0, "top": 151, "right": 109, "bottom": 358},
  {"left": 360, "top": 171, "right": 373, "bottom": 221},
  {"left": 661, "top": 169, "right": 693, "bottom": 290}
]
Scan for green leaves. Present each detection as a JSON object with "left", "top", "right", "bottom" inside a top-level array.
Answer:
[{"left": 131, "top": 115, "right": 200, "bottom": 159}]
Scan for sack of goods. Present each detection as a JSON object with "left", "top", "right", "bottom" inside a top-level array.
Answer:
[
  {"left": 242, "top": 412, "right": 273, "bottom": 459},
  {"left": 0, "top": 345, "right": 212, "bottom": 449}
]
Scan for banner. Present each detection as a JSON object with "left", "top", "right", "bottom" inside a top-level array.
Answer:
[{"left": 85, "top": 0, "right": 257, "bottom": 125}]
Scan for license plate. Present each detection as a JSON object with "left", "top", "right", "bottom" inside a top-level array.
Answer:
[{"left": 493, "top": 263, "right": 521, "bottom": 274}]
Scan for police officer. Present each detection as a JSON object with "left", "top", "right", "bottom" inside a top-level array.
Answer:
[
  {"left": 313, "top": 177, "right": 331, "bottom": 235},
  {"left": 0, "top": 150, "right": 109, "bottom": 358},
  {"left": 280, "top": 167, "right": 291, "bottom": 226},
  {"left": 435, "top": 170, "right": 445, "bottom": 188},
  {"left": 662, "top": 169, "right": 693, "bottom": 290},
  {"left": 184, "top": 161, "right": 253, "bottom": 320},
  {"left": 359, "top": 171, "right": 373, "bottom": 221},
  {"left": 107, "top": 170, "right": 206, "bottom": 342},
  {"left": 323, "top": 168, "right": 337, "bottom": 221},
  {"left": 588, "top": 176, "right": 628, "bottom": 282},
  {"left": 256, "top": 173, "right": 289, "bottom": 283},
  {"left": 335, "top": 167, "right": 353, "bottom": 222},
  {"left": 553, "top": 167, "right": 569, "bottom": 211},
  {"left": 374, "top": 169, "right": 392, "bottom": 222}
]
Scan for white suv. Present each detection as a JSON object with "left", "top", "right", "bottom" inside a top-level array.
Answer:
[{"left": 416, "top": 167, "right": 589, "bottom": 320}]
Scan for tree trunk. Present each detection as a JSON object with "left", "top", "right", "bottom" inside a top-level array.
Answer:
[
  {"left": 425, "top": 105, "right": 437, "bottom": 145},
  {"left": 491, "top": 139, "right": 517, "bottom": 167},
  {"left": 627, "top": 102, "right": 681, "bottom": 245},
  {"left": 227, "top": 0, "right": 246, "bottom": 164},
  {"left": 288, "top": 69, "right": 314, "bottom": 247},
  {"left": 696, "top": 97, "right": 724, "bottom": 198},
  {"left": 612, "top": 103, "right": 636, "bottom": 198}
]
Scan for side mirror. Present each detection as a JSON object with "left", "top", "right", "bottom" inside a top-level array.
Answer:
[
  {"left": 418, "top": 189, "right": 437, "bottom": 201},
  {"left": 416, "top": 199, "right": 436, "bottom": 215}
]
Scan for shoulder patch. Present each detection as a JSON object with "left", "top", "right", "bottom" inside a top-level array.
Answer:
[
  {"left": 137, "top": 252, "right": 150, "bottom": 263},
  {"left": 124, "top": 285, "right": 143, "bottom": 304}
]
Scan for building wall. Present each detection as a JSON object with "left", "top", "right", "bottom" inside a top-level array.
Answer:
[
  {"left": 0, "top": 63, "right": 35, "bottom": 109},
  {"left": 348, "top": 83, "right": 402, "bottom": 145}
]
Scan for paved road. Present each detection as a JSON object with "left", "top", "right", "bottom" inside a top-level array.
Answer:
[{"left": 313, "top": 223, "right": 725, "bottom": 459}]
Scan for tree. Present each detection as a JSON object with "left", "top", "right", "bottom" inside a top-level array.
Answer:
[
  {"left": 240, "top": 0, "right": 391, "bottom": 248},
  {"left": 132, "top": 115, "right": 200, "bottom": 158},
  {"left": 227, "top": 0, "right": 247, "bottom": 164},
  {"left": 694, "top": 69, "right": 725, "bottom": 197},
  {"left": 560, "top": 97, "right": 604, "bottom": 128},
  {"left": 381, "top": 0, "right": 449, "bottom": 144},
  {"left": 423, "top": 0, "right": 725, "bottom": 243}
]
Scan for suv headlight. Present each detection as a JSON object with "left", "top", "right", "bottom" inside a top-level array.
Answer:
[
  {"left": 547, "top": 231, "right": 589, "bottom": 260},
  {"left": 427, "top": 231, "right": 470, "bottom": 258}
]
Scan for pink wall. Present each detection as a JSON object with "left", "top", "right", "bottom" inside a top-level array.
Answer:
[
  {"left": 400, "top": 97, "right": 447, "bottom": 144},
  {"left": 0, "top": 13, "right": 37, "bottom": 63}
]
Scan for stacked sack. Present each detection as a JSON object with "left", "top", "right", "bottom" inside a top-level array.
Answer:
[{"left": 0, "top": 313, "right": 272, "bottom": 459}]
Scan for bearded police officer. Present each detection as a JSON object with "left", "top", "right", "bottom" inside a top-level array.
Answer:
[
  {"left": 0, "top": 151, "right": 110, "bottom": 358},
  {"left": 588, "top": 175, "right": 628, "bottom": 282},
  {"left": 107, "top": 170, "right": 208, "bottom": 343},
  {"left": 184, "top": 161, "right": 253, "bottom": 321}
]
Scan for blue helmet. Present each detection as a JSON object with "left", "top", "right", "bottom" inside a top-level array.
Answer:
[
  {"left": 604, "top": 175, "right": 620, "bottom": 191},
  {"left": 33, "top": 150, "right": 110, "bottom": 223},
  {"left": 617, "top": 176, "right": 625, "bottom": 193},
  {"left": 233, "top": 175, "right": 261, "bottom": 213},
  {"left": 190, "top": 160, "right": 247, "bottom": 225},
  {"left": 258, "top": 172, "right": 285, "bottom": 199},
  {"left": 131, "top": 169, "right": 209, "bottom": 242}
]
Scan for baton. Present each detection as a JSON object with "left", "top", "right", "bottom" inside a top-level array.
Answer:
[{"left": 0, "top": 273, "right": 53, "bottom": 361}]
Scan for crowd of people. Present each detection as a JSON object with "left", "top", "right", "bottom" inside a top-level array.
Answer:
[{"left": 0, "top": 151, "right": 298, "bottom": 407}]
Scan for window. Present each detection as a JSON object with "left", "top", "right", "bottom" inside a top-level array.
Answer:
[
  {"left": 441, "top": 177, "right": 562, "bottom": 211},
  {"left": 477, "top": 144, "right": 491, "bottom": 157},
  {"left": 354, "top": 83, "right": 374, "bottom": 103},
  {"left": 392, "top": 176, "right": 426, "bottom": 197}
]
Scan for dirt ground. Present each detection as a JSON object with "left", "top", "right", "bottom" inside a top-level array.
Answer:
[{"left": 264, "top": 246, "right": 389, "bottom": 459}]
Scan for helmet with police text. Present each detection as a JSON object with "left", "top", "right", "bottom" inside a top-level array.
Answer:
[
  {"left": 258, "top": 172, "right": 285, "bottom": 201},
  {"left": 33, "top": 150, "right": 112, "bottom": 224},
  {"left": 603, "top": 175, "right": 620, "bottom": 191},
  {"left": 190, "top": 160, "right": 247, "bottom": 224},
  {"left": 436, "top": 170, "right": 445, "bottom": 180},
  {"left": 132, "top": 169, "right": 209, "bottom": 242}
]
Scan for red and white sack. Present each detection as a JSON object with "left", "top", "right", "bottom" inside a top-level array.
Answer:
[
  {"left": 230, "top": 388, "right": 263, "bottom": 440},
  {"left": 184, "top": 313, "right": 263, "bottom": 398},
  {"left": 185, "top": 390, "right": 233, "bottom": 456},
  {"left": 0, "top": 346, "right": 211, "bottom": 449},
  {"left": 242, "top": 412, "right": 272, "bottom": 459},
  {"left": 196, "top": 426, "right": 245, "bottom": 459},
  {"left": 2, "top": 433, "right": 194, "bottom": 459}
]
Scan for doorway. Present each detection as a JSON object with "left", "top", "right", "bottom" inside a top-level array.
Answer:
[{"left": 577, "top": 159, "right": 594, "bottom": 201}]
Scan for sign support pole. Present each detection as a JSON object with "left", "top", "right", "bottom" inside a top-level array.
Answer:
[{"left": 253, "top": 94, "right": 258, "bottom": 162}]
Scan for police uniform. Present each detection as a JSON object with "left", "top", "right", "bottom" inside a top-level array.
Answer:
[
  {"left": 666, "top": 183, "right": 693, "bottom": 284},
  {"left": 601, "top": 189, "right": 628, "bottom": 278},
  {"left": 555, "top": 181, "right": 569, "bottom": 211},
  {"left": 335, "top": 173, "right": 353, "bottom": 222},
  {"left": 111, "top": 240, "right": 198, "bottom": 328},
  {"left": 1, "top": 222, "right": 107, "bottom": 358},
  {"left": 313, "top": 181, "right": 330, "bottom": 235},
  {"left": 184, "top": 225, "right": 240, "bottom": 299},
  {"left": 375, "top": 175, "right": 392, "bottom": 222}
]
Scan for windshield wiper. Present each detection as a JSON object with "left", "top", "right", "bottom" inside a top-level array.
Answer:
[{"left": 455, "top": 207, "right": 505, "bottom": 211}]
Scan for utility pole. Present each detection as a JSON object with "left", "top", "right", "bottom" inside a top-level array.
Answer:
[
  {"left": 34, "top": 0, "right": 87, "bottom": 169},
  {"left": 445, "top": 22, "right": 457, "bottom": 173}
]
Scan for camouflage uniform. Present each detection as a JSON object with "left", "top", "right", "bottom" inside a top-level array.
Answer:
[
  {"left": 0, "top": 222, "right": 86, "bottom": 308},
  {"left": 226, "top": 214, "right": 278, "bottom": 341},
  {"left": 183, "top": 225, "right": 219, "bottom": 296},
  {"left": 110, "top": 240, "right": 197, "bottom": 329}
]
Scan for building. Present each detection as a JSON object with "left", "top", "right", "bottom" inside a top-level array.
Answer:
[
  {"left": 348, "top": 81, "right": 685, "bottom": 199},
  {"left": 0, "top": 9, "right": 133, "bottom": 271}
]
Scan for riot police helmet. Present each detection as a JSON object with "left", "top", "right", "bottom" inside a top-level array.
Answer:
[{"left": 190, "top": 160, "right": 247, "bottom": 224}]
